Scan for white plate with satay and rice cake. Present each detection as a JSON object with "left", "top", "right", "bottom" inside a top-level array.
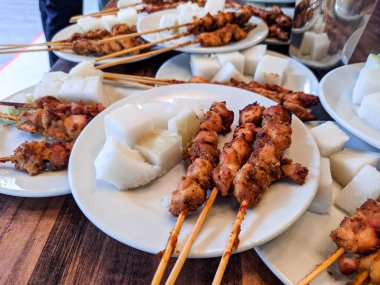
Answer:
[{"left": 69, "top": 83, "right": 320, "bottom": 257}]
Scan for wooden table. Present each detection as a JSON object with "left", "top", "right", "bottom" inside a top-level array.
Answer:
[{"left": 1, "top": 1, "right": 379, "bottom": 284}]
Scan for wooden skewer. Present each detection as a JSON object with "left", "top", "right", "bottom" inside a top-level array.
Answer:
[
  {"left": 151, "top": 210, "right": 188, "bottom": 285},
  {"left": 297, "top": 247, "right": 346, "bottom": 285},
  {"left": 0, "top": 113, "right": 19, "bottom": 121},
  {"left": 348, "top": 270, "right": 369, "bottom": 285},
  {"left": 69, "top": 3, "right": 141, "bottom": 23},
  {"left": 212, "top": 199, "right": 249, "bottom": 285},
  {"left": 96, "top": 39, "right": 199, "bottom": 69},
  {"left": 96, "top": 32, "right": 190, "bottom": 62},
  {"left": 165, "top": 188, "right": 219, "bottom": 285},
  {"left": 104, "top": 74, "right": 172, "bottom": 86},
  {"left": 0, "top": 46, "right": 70, "bottom": 55},
  {"left": 0, "top": 41, "right": 65, "bottom": 51},
  {"left": 103, "top": 77, "right": 153, "bottom": 89},
  {"left": 0, "top": 101, "right": 36, "bottom": 108},
  {"left": 0, "top": 156, "right": 12, "bottom": 163},
  {"left": 103, "top": 73, "right": 183, "bottom": 84},
  {"left": 99, "top": 23, "right": 191, "bottom": 44}
]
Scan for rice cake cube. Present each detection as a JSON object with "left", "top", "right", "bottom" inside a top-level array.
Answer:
[
  {"left": 352, "top": 68, "right": 380, "bottom": 105},
  {"left": 117, "top": 0, "right": 142, "bottom": 8},
  {"left": 308, "top": 158, "right": 333, "bottom": 214},
  {"left": 190, "top": 54, "right": 221, "bottom": 81},
  {"left": 69, "top": 60, "right": 104, "bottom": 78},
  {"left": 117, "top": 8, "right": 138, "bottom": 25},
  {"left": 168, "top": 109, "right": 200, "bottom": 147},
  {"left": 104, "top": 104, "right": 154, "bottom": 146},
  {"left": 299, "top": 31, "right": 315, "bottom": 55},
  {"left": 313, "top": 16, "right": 326, "bottom": 33},
  {"left": 33, "top": 71, "right": 69, "bottom": 98},
  {"left": 171, "top": 98, "right": 206, "bottom": 121},
  {"left": 335, "top": 165, "right": 380, "bottom": 214},
  {"left": 253, "top": 55, "right": 289, "bottom": 86},
  {"left": 212, "top": 62, "right": 246, "bottom": 83},
  {"left": 58, "top": 76, "right": 109, "bottom": 105},
  {"left": 364, "top": 53, "right": 380, "bottom": 69},
  {"left": 203, "top": 0, "right": 226, "bottom": 15},
  {"left": 135, "top": 129, "right": 182, "bottom": 174},
  {"left": 330, "top": 148, "right": 380, "bottom": 187},
  {"left": 177, "top": 3, "right": 200, "bottom": 24},
  {"left": 94, "top": 136, "right": 161, "bottom": 190},
  {"left": 311, "top": 33, "right": 330, "bottom": 61},
  {"left": 310, "top": 122, "right": 349, "bottom": 157},
  {"left": 216, "top": 52, "right": 245, "bottom": 74},
  {"left": 101, "top": 15, "right": 121, "bottom": 32},
  {"left": 241, "top": 44, "right": 267, "bottom": 75},
  {"left": 358, "top": 92, "right": 380, "bottom": 130},
  {"left": 77, "top": 16, "right": 104, "bottom": 32},
  {"left": 141, "top": 101, "right": 175, "bottom": 129},
  {"left": 159, "top": 14, "right": 179, "bottom": 36}
]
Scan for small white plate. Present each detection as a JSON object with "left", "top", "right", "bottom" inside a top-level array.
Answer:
[
  {"left": 69, "top": 83, "right": 320, "bottom": 257},
  {"left": 0, "top": 86, "right": 70, "bottom": 197},
  {"left": 137, "top": 9, "right": 268, "bottom": 54},
  {"left": 319, "top": 63, "right": 380, "bottom": 149},
  {"left": 51, "top": 24, "right": 156, "bottom": 64},
  {"left": 255, "top": 126, "right": 380, "bottom": 284},
  {"left": 156, "top": 51, "right": 319, "bottom": 95}
]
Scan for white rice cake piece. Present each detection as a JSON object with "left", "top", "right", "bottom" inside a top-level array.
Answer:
[
  {"left": 216, "top": 52, "right": 245, "bottom": 74},
  {"left": 117, "top": 0, "right": 142, "bottom": 8},
  {"left": 212, "top": 62, "right": 247, "bottom": 83},
  {"left": 159, "top": 14, "right": 179, "bottom": 36},
  {"left": 58, "top": 76, "right": 109, "bottom": 105},
  {"left": 310, "top": 121, "right": 349, "bottom": 157},
  {"left": 253, "top": 55, "right": 289, "bottom": 86},
  {"left": 33, "top": 71, "right": 69, "bottom": 99},
  {"left": 168, "top": 109, "right": 200, "bottom": 147},
  {"left": 358, "top": 92, "right": 380, "bottom": 130},
  {"left": 141, "top": 101, "right": 175, "bottom": 129},
  {"left": 335, "top": 165, "right": 380, "bottom": 214},
  {"left": 203, "top": 0, "right": 226, "bottom": 15},
  {"left": 177, "top": 2, "right": 200, "bottom": 25},
  {"left": 117, "top": 8, "right": 138, "bottom": 25},
  {"left": 190, "top": 54, "right": 221, "bottom": 81},
  {"left": 170, "top": 98, "right": 206, "bottom": 121},
  {"left": 311, "top": 33, "right": 330, "bottom": 61},
  {"left": 330, "top": 148, "right": 380, "bottom": 186},
  {"left": 308, "top": 158, "right": 333, "bottom": 214},
  {"left": 94, "top": 136, "right": 161, "bottom": 190},
  {"left": 313, "top": 16, "right": 326, "bottom": 33},
  {"left": 352, "top": 68, "right": 380, "bottom": 105},
  {"left": 241, "top": 44, "right": 267, "bottom": 76},
  {"left": 135, "top": 129, "right": 182, "bottom": 174},
  {"left": 101, "top": 15, "right": 121, "bottom": 32},
  {"left": 299, "top": 31, "right": 315, "bottom": 55},
  {"left": 364, "top": 53, "right": 380, "bottom": 69},
  {"left": 69, "top": 60, "right": 104, "bottom": 78},
  {"left": 77, "top": 16, "right": 104, "bottom": 32},
  {"left": 104, "top": 104, "right": 154, "bottom": 146}
]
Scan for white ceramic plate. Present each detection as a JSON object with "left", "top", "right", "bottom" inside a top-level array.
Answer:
[
  {"left": 155, "top": 51, "right": 319, "bottom": 95},
  {"left": 263, "top": 7, "right": 294, "bottom": 45},
  {"left": 51, "top": 24, "right": 156, "bottom": 64},
  {"left": 255, "top": 125, "right": 380, "bottom": 284},
  {"left": 137, "top": 9, "right": 268, "bottom": 54},
  {"left": 69, "top": 83, "right": 320, "bottom": 257},
  {"left": 0, "top": 86, "right": 70, "bottom": 197},
  {"left": 319, "top": 63, "right": 380, "bottom": 149}
]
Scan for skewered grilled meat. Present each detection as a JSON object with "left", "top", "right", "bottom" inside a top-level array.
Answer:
[
  {"left": 196, "top": 24, "right": 253, "bottom": 47},
  {"left": 0, "top": 141, "right": 73, "bottom": 176},
  {"left": 65, "top": 29, "right": 112, "bottom": 42},
  {"left": 339, "top": 251, "right": 380, "bottom": 283}
]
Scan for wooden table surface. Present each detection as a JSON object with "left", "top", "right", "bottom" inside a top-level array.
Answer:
[{"left": 1, "top": 1, "right": 379, "bottom": 284}]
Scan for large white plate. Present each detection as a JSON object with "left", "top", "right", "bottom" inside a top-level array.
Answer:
[
  {"left": 0, "top": 86, "right": 70, "bottom": 197},
  {"left": 255, "top": 125, "right": 380, "bottom": 284},
  {"left": 156, "top": 51, "right": 319, "bottom": 95},
  {"left": 137, "top": 9, "right": 268, "bottom": 54},
  {"left": 51, "top": 24, "right": 156, "bottom": 64},
  {"left": 69, "top": 83, "right": 320, "bottom": 257},
  {"left": 319, "top": 63, "right": 380, "bottom": 149}
]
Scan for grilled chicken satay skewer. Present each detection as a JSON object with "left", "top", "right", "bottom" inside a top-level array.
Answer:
[
  {"left": 152, "top": 102, "right": 234, "bottom": 285},
  {"left": 299, "top": 197, "right": 380, "bottom": 285},
  {"left": 0, "top": 141, "right": 73, "bottom": 176},
  {"left": 165, "top": 103, "right": 263, "bottom": 285}
]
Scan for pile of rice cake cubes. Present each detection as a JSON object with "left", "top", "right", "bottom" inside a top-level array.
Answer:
[
  {"left": 308, "top": 121, "right": 380, "bottom": 214},
  {"left": 94, "top": 100, "right": 206, "bottom": 190},
  {"left": 190, "top": 45, "right": 290, "bottom": 86}
]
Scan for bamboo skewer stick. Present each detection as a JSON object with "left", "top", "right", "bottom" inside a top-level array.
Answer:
[
  {"left": 151, "top": 210, "right": 188, "bottom": 285},
  {"left": 0, "top": 101, "right": 36, "bottom": 108},
  {"left": 0, "top": 41, "right": 65, "bottom": 51},
  {"left": 0, "top": 157, "right": 12, "bottom": 163},
  {"left": 96, "top": 39, "right": 199, "bottom": 69},
  {"left": 212, "top": 199, "right": 249, "bottom": 285},
  {"left": 103, "top": 77, "right": 153, "bottom": 89},
  {"left": 297, "top": 247, "right": 346, "bottom": 285},
  {"left": 99, "top": 23, "right": 191, "bottom": 44},
  {"left": 104, "top": 75, "right": 170, "bottom": 86},
  {"left": 95, "top": 32, "right": 190, "bottom": 62},
  {"left": 69, "top": 3, "right": 141, "bottom": 23},
  {"left": 348, "top": 271, "right": 369, "bottom": 285},
  {"left": 0, "top": 113, "right": 19, "bottom": 121},
  {"left": 0, "top": 46, "right": 70, "bottom": 55},
  {"left": 165, "top": 188, "right": 219, "bottom": 285},
  {"left": 103, "top": 73, "right": 185, "bottom": 86}
]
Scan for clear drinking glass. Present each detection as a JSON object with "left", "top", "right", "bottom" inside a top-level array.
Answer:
[{"left": 289, "top": 0, "right": 377, "bottom": 68}]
